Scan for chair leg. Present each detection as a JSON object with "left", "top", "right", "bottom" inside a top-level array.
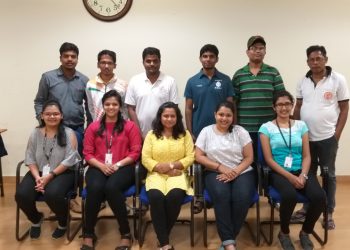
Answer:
[
  {"left": 190, "top": 200, "right": 194, "bottom": 247},
  {"left": 66, "top": 197, "right": 83, "bottom": 242},
  {"left": 203, "top": 199, "right": 208, "bottom": 247},
  {"left": 311, "top": 203, "right": 328, "bottom": 245},
  {"left": 132, "top": 195, "right": 138, "bottom": 240},
  {"left": 15, "top": 204, "right": 30, "bottom": 241}
]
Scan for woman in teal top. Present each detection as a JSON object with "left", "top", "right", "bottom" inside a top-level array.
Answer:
[{"left": 259, "top": 90, "right": 326, "bottom": 250}]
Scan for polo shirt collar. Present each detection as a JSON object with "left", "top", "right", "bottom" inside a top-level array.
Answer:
[
  {"left": 198, "top": 68, "right": 219, "bottom": 79},
  {"left": 143, "top": 71, "right": 164, "bottom": 82},
  {"left": 243, "top": 63, "right": 267, "bottom": 72},
  {"left": 306, "top": 66, "right": 332, "bottom": 78}
]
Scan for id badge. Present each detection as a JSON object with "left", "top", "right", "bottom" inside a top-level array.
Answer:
[
  {"left": 42, "top": 164, "right": 50, "bottom": 177},
  {"left": 105, "top": 153, "right": 113, "bottom": 165},
  {"left": 284, "top": 156, "right": 293, "bottom": 168}
]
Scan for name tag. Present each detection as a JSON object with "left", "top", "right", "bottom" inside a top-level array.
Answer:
[
  {"left": 42, "top": 164, "right": 50, "bottom": 177},
  {"left": 105, "top": 153, "right": 113, "bottom": 165},
  {"left": 284, "top": 156, "right": 293, "bottom": 168}
]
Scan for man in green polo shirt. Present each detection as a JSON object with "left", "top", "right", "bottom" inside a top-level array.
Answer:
[{"left": 232, "top": 35, "right": 285, "bottom": 158}]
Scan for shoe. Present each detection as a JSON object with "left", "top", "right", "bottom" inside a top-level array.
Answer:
[
  {"left": 80, "top": 234, "right": 97, "bottom": 250},
  {"left": 290, "top": 209, "right": 306, "bottom": 223},
  {"left": 278, "top": 232, "right": 295, "bottom": 250},
  {"left": 299, "top": 231, "right": 314, "bottom": 250},
  {"left": 115, "top": 234, "right": 133, "bottom": 250},
  {"left": 52, "top": 227, "right": 67, "bottom": 239},
  {"left": 30, "top": 213, "right": 44, "bottom": 239},
  {"left": 322, "top": 217, "right": 335, "bottom": 230},
  {"left": 193, "top": 199, "right": 203, "bottom": 214}
]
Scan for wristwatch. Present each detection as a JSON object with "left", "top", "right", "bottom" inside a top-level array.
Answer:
[
  {"left": 169, "top": 162, "right": 175, "bottom": 169},
  {"left": 116, "top": 162, "right": 122, "bottom": 167},
  {"left": 302, "top": 173, "right": 309, "bottom": 180}
]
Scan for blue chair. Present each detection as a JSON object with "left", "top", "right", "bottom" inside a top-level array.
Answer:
[
  {"left": 15, "top": 160, "right": 83, "bottom": 242},
  {"left": 80, "top": 162, "right": 143, "bottom": 241},
  {"left": 257, "top": 136, "right": 328, "bottom": 245},
  {"left": 137, "top": 183, "right": 194, "bottom": 247},
  {"left": 194, "top": 163, "right": 261, "bottom": 247}
]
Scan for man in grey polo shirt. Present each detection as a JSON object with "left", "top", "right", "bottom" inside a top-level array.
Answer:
[{"left": 34, "top": 42, "right": 91, "bottom": 154}]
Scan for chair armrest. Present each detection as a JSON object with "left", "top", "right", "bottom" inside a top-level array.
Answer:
[
  {"left": 16, "top": 160, "right": 25, "bottom": 187},
  {"left": 193, "top": 163, "right": 203, "bottom": 197},
  {"left": 257, "top": 162, "right": 271, "bottom": 197},
  {"left": 78, "top": 161, "right": 87, "bottom": 196},
  {"left": 135, "top": 162, "right": 140, "bottom": 196}
]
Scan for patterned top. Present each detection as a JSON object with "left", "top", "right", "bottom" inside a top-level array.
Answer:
[
  {"left": 142, "top": 130, "right": 194, "bottom": 195},
  {"left": 232, "top": 63, "right": 285, "bottom": 132},
  {"left": 25, "top": 127, "right": 81, "bottom": 171}
]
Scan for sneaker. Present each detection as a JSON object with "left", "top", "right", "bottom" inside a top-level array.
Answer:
[
  {"left": 30, "top": 213, "right": 44, "bottom": 239},
  {"left": 290, "top": 209, "right": 306, "bottom": 223},
  {"left": 278, "top": 232, "right": 295, "bottom": 250},
  {"left": 52, "top": 227, "right": 67, "bottom": 239},
  {"left": 299, "top": 232, "right": 314, "bottom": 250}
]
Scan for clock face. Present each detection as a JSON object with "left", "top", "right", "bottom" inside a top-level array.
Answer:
[{"left": 83, "top": 0, "right": 133, "bottom": 21}]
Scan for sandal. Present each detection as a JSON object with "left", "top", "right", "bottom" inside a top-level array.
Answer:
[
  {"left": 193, "top": 199, "right": 204, "bottom": 214},
  {"left": 290, "top": 209, "right": 306, "bottom": 223},
  {"left": 80, "top": 234, "right": 97, "bottom": 250},
  {"left": 115, "top": 234, "right": 133, "bottom": 250},
  {"left": 322, "top": 218, "right": 335, "bottom": 230}
]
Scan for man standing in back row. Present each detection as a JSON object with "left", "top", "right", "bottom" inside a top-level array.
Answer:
[
  {"left": 292, "top": 45, "right": 349, "bottom": 230},
  {"left": 232, "top": 36, "right": 285, "bottom": 157},
  {"left": 34, "top": 42, "right": 91, "bottom": 155},
  {"left": 125, "top": 47, "right": 178, "bottom": 139}
]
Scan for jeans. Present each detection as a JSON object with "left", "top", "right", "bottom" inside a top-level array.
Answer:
[
  {"left": 68, "top": 125, "right": 84, "bottom": 156},
  {"left": 148, "top": 188, "right": 185, "bottom": 246},
  {"left": 15, "top": 170, "right": 75, "bottom": 226},
  {"left": 83, "top": 165, "right": 135, "bottom": 237},
  {"left": 205, "top": 170, "right": 255, "bottom": 246},
  {"left": 306, "top": 135, "right": 338, "bottom": 214},
  {"left": 271, "top": 172, "right": 326, "bottom": 234}
]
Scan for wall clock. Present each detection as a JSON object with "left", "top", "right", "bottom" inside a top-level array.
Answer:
[{"left": 83, "top": 0, "right": 133, "bottom": 21}]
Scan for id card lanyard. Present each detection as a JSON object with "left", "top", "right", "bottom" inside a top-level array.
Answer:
[
  {"left": 42, "top": 132, "right": 57, "bottom": 176},
  {"left": 105, "top": 130, "right": 114, "bottom": 165},
  {"left": 276, "top": 120, "right": 293, "bottom": 168}
]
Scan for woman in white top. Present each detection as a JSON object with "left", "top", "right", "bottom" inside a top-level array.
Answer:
[{"left": 195, "top": 101, "right": 255, "bottom": 250}]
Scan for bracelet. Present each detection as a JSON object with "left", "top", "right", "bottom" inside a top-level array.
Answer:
[{"left": 215, "top": 163, "right": 221, "bottom": 171}]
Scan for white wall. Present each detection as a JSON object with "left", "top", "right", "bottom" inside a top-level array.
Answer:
[{"left": 0, "top": 0, "right": 349, "bottom": 175}]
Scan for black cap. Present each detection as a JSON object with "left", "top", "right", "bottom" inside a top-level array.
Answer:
[{"left": 247, "top": 36, "right": 266, "bottom": 49}]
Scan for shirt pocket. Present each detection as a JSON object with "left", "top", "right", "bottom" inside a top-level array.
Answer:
[{"left": 71, "top": 83, "right": 85, "bottom": 104}]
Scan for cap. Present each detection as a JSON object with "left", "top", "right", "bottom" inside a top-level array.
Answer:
[{"left": 247, "top": 36, "right": 266, "bottom": 49}]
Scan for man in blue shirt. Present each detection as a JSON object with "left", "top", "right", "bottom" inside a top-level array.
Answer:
[
  {"left": 184, "top": 44, "right": 235, "bottom": 140},
  {"left": 184, "top": 44, "right": 234, "bottom": 213}
]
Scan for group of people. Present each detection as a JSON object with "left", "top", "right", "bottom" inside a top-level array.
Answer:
[{"left": 14, "top": 35, "right": 348, "bottom": 250}]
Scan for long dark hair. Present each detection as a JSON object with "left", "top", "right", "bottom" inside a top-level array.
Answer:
[
  {"left": 215, "top": 101, "right": 236, "bottom": 133},
  {"left": 39, "top": 99, "right": 66, "bottom": 147},
  {"left": 97, "top": 90, "right": 125, "bottom": 137},
  {"left": 152, "top": 102, "right": 185, "bottom": 139}
]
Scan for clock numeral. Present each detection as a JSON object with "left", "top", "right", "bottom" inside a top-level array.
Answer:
[
  {"left": 99, "top": 5, "right": 103, "bottom": 12},
  {"left": 119, "top": 0, "right": 123, "bottom": 4},
  {"left": 114, "top": 4, "right": 120, "bottom": 10},
  {"left": 106, "top": 7, "right": 111, "bottom": 13},
  {"left": 93, "top": 0, "right": 98, "bottom": 6}
]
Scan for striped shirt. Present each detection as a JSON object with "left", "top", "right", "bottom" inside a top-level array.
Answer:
[{"left": 232, "top": 63, "right": 285, "bottom": 132}]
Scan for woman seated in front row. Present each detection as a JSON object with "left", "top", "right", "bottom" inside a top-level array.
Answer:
[
  {"left": 15, "top": 99, "right": 81, "bottom": 239},
  {"left": 259, "top": 90, "right": 326, "bottom": 250},
  {"left": 195, "top": 101, "right": 255, "bottom": 250},
  {"left": 142, "top": 102, "right": 194, "bottom": 250},
  {"left": 81, "top": 90, "right": 142, "bottom": 250}
]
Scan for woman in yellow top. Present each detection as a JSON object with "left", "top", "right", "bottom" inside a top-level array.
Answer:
[{"left": 142, "top": 102, "right": 194, "bottom": 250}]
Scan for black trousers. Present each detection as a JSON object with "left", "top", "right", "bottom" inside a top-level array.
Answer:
[
  {"left": 148, "top": 188, "right": 185, "bottom": 246},
  {"left": 83, "top": 166, "right": 135, "bottom": 237},
  {"left": 270, "top": 172, "right": 326, "bottom": 234},
  {"left": 15, "top": 170, "right": 75, "bottom": 226}
]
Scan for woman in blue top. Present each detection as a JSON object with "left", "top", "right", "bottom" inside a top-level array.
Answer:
[{"left": 259, "top": 90, "right": 326, "bottom": 250}]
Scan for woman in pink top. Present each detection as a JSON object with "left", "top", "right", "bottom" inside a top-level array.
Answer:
[{"left": 81, "top": 90, "right": 142, "bottom": 250}]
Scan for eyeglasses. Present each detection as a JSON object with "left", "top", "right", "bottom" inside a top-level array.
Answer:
[
  {"left": 249, "top": 46, "right": 266, "bottom": 52},
  {"left": 275, "top": 103, "right": 293, "bottom": 109},
  {"left": 43, "top": 112, "right": 61, "bottom": 117},
  {"left": 98, "top": 61, "right": 115, "bottom": 66}
]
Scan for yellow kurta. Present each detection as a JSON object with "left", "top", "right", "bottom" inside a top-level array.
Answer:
[{"left": 142, "top": 130, "right": 195, "bottom": 195}]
